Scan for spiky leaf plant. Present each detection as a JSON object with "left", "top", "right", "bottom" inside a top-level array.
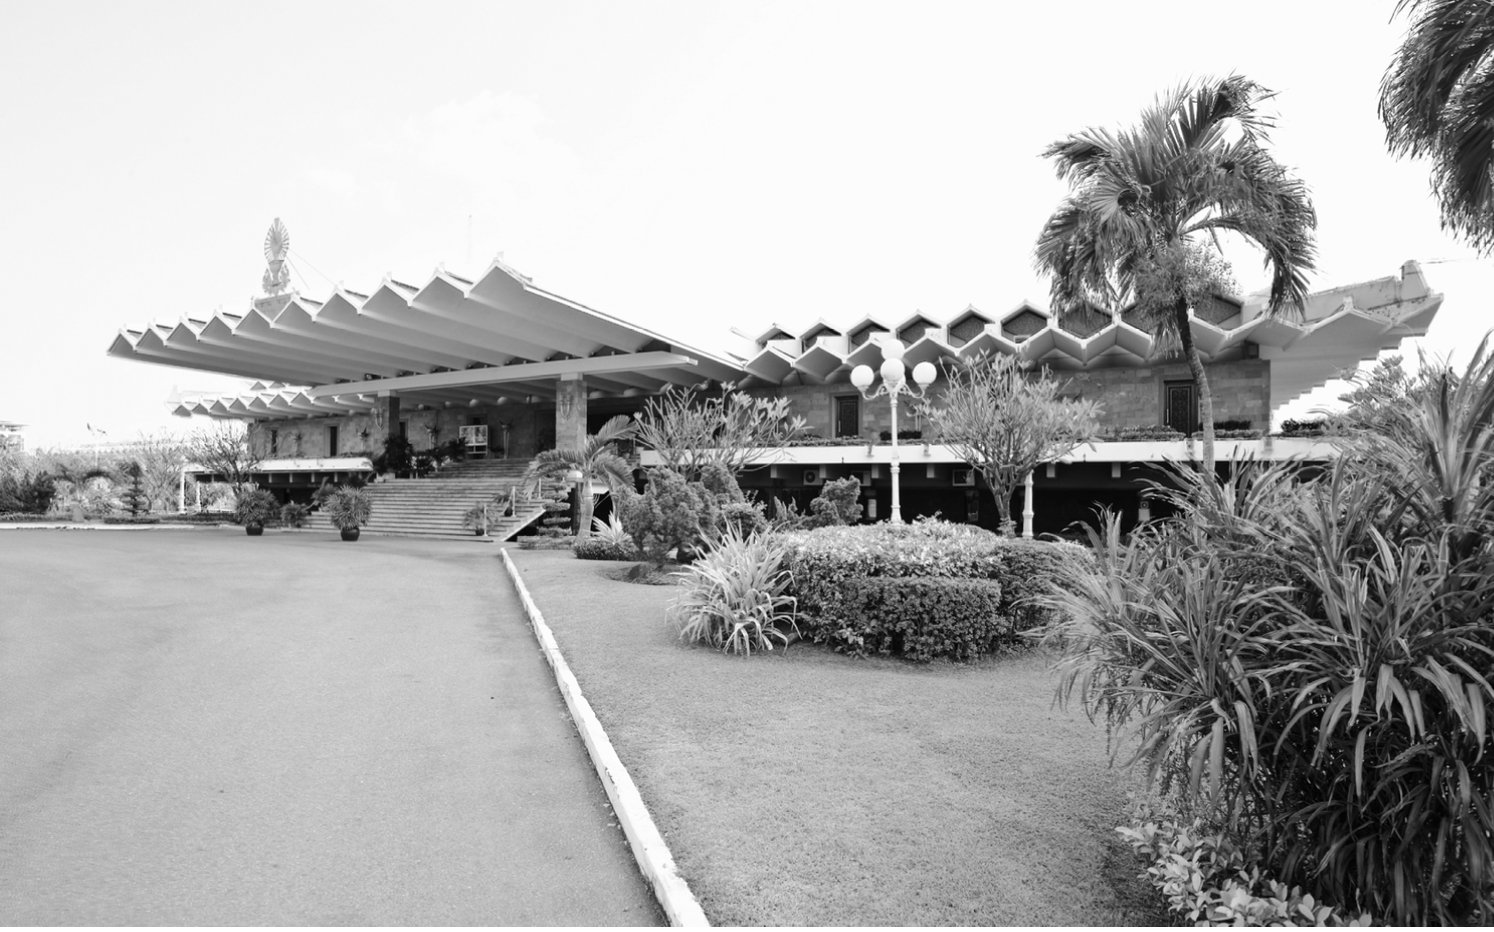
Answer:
[
  {"left": 667, "top": 525, "right": 798, "bottom": 656},
  {"left": 1037, "top": 338, "right": 1494, "bottom": 924}
]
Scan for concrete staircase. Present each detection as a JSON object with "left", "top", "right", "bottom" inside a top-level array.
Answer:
[{"left": 310, "top": 457, "right": 558, "bottom": 542}]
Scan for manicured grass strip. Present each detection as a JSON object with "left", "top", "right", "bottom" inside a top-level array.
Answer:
[
  {"left": 507, "top": 549, "right": 1166, "bottom": 927},
  {"left": 500, "top": 548, "right": 708, "bottom": 928}
]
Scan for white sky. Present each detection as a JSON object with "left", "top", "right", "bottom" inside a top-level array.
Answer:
[{"left": 3, "top": 0, "right": 1488, "bottom": 448}]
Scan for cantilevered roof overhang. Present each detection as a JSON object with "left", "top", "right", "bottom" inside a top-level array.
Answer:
[
  {"left": 111, "top": 258, "right": 747, "bottom": 419},
  {"left": 728, "top": 261, "right": 1443, "bottom": 414}
]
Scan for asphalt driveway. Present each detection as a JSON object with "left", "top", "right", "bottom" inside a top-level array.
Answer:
[{"left": 0, "top": 528, "right": 661, "bottom": 926}]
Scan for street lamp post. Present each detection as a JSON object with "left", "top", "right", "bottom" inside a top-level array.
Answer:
[{"left": 850, "top": 342, "right": 937, "bottom": 524}]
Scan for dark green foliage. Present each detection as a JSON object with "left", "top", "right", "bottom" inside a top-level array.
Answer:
[
  {"left": 806, "top": 477, "right": 862, "bottom": 528},
  {"left": 279, "top": 502, "right": 311, "bottom": 528},
  {"left": 717, "top": 501, "right": 767, "bottom": 539},
  {"left": 117, "top": 460, "right": 148, "bottom": 516},
  {"left": 1276, "top": 417, "right": 1325, "bottom": 437},
  {"left": 0, "top": 470, "right": 56, "bottom": 514},
  {"left": 102, "top": 515, "right": 162, "bottom": 525},
  {"left": 800, "top": 575, "right": 1008, "bottom": 662},
  {"left": 1038, "top": 338, "right": 1494, "bottom": 924},
  {"left": 574, "top": 536, "right": 640, "bottom": 561},
  {"left": 782, "top": 520, "right": 1086, "bottom": 660},
  {"left": 878, "top": 429, "right": 923, "bottom": 442},
  {"left": 373, "top": 435, "right": 415, "bottom": 476},
  {"left": 233, "top": 488, "right": 279, "bottom": 527},
  {"left": 1102, "top": 425, "right": 1185, "bottom": 442},
  {"left": 620, "top": 468, "right": 712, "bottom": 564}
]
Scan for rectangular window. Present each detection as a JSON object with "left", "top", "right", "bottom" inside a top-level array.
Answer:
[
  {"left": 269, "top": 429, "right": 279, "bottom": 455},
  {"left": 835, "top": 395, "right": 860, "bottom": 438},
  {"left": 399, "top": 420, "right": 408, "bottom": 440},
  {"left": 327, "top": 425, "right": 339, "bottom": 457},
  {"left": 1163, "top": 380, "right": 1198, "bottom": 434}
]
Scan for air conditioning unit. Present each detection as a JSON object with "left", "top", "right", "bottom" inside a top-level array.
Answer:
[
  {"left": 803, "top": 468, "right": 824, "bottom": 486},
  {"left": 952, "top": 467, "right": 976, "bottom": 487}
]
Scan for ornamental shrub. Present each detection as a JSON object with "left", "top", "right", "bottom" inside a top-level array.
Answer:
[
  {"left": 805, "top": 477, "right": 862, "bottom": 527},
  {"left": 808, "top": 575, "right": 1007, "bottom": 662},
  {"left": 667, "top": 524, "right": 798, "bottom": 655},
  {"left": 574, "top": 536, "right": 637, "bottom": 561},
  {"left": 780, "top": 519, "right": 1081, "bottom": 659},
  {"left": 1118, "top": 817, "right": 1369, "bottom": 926},
  {"left": 620, "top": 468, "right": 713, "bottom": 564}
]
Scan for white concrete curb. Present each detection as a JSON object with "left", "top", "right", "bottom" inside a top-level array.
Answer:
[{"left": 500, "top": 547, "right": 710, "bottom": 928}]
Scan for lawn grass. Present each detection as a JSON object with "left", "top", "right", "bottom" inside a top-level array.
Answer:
[{"left": 507, "top": 548, "right": 1167, "bottom": 926}]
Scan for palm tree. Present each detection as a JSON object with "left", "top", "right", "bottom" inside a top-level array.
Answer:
[
  {"left": 1380, "top": 0, "right": 1494, "bottom": 252},
  {"left": 528, "top": 415, "right": 637, "bottom": 539},
  {"left": 1034, "top": 74, "right": 1317, "bottom": 473}
]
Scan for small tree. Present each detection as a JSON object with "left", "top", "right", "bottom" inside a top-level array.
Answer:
[
  {"left": 132, "top": 431, "right": 189, "bottom": 513},
  {"left": 926, "top": 353, "right": 1101, "bottom": 536},
  {"left": 620, "top": 467, "right": 714, "bottom": 566},
  {"left": 186, "top": 421, "right": 263, "bottom": 494},
  {"left": 528, "top": 415, "right": 636, "bottom": 539},
  {"left": 806, "top": 477, "right": 862, "bottom": 528},
  {"left": 116, "top": 460, "right": 149, "bottom": 516},
  {"left": 635, "top": 386, "right": 807, "bottom": 480}
]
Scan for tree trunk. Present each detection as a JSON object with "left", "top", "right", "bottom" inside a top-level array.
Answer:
[
  {"left": 1175, "top": 299, "right": 1216, "bottom": 475},
  {"left": 991, "top": 485, "right": 1015, "bottom": 537},
  {"left": 576, "top": 476, "right": 594, "bottom": 539}
]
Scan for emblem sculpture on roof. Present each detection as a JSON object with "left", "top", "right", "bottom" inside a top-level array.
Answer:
[{"left": 261, "top": 218, "right": 292, "bottom": 295}]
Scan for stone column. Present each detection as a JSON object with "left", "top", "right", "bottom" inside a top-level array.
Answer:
[
  {"left": 1021, "top": 470, "right": 1035, "bottom": 539},
  {"left": 380, "top": 392, "right": 401, "bottom": 447},
  {"left": 555, "top": 374, "right": 587, "bottom": 453}
]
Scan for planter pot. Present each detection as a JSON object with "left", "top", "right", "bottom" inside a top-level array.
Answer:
[
  {"left": 474, "top": 528, "right": 486, "bottom": 536},
  {"left": 246, "top": 525, "right": 264, "bottom": 536},
  {"left": 340, "top": 527, "right": 361, "bottom": 541}
]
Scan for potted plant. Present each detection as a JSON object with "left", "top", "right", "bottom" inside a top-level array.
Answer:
[
  {"left": 233, "top": 488, "right": 278, "bottom": 536},
  {"left": 324, "top": 485, "right": 372, "bottom": 541},
  {"left": 461, "top": 501, "right": 489, "bottom": 536}
]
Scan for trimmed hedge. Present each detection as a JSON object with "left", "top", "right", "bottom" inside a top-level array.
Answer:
[
  {"left": 779, "top": 521, "right": 1088, "bottom": 661},
  {"left": 102, "top": 516, "right": 162, "bottom": 525},
  {"left": 575, "top": 537, "right": 638, "bottom": 561},
  {"left": 807, "top": 576, "right": 1007, "bottom": 662}
]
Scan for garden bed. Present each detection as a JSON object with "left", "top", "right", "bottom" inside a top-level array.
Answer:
[{"left": 505, "top": 547, "right": 1164, "bottom": 926}]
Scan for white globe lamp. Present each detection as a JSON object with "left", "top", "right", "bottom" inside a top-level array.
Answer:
[
  {"left": 879, "top": 356, "right": 906, "bottom": 387},
  {"left": 912, "top": 361, "right": 937, "bottom": 387},
  {"left": 850, "top": 365, "right": 875, "bottom": 391},
  {"left": 881, "top": 339, "right": 905, "bottom": 361}
]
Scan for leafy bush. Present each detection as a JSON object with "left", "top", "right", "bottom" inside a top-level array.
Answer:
[
  {"left": 716, "top": 500, "right": 768, "bottom": 539},
  {"left": 667, "top": 526, "right": 798, "bottom": 655},
  {"left": 1276, "top": 417, "right": 1325, "bottom": 437},
  {"left": 323, "top": 485, "right": 372, "bottom": 530},
  {"left": 620, "top": 468, "right": 714, "bottom": 564},
  {"left": 1036, "top": 336, "right": 1494, "bottom": 926},
  {"left": 0, "top": 470, "right": 57, "bottom": 514},
  {"left": 782, "top": 520, "right": 1081, "bottom": 659},
  {"left": 233, "top": 488, "right": 279, "bottom": 527},
  {"left": 575, "top": 536, "right": 638, "bottom": 560},
  {"left": 878, "top": 429, "right": 923, "bottom": 441},
  {"left": 590, "top": 511, "right": 633, "bottom": 547},
  {"left": 373, "top": 435, "right": 415, "bottom": 476},
  {"left": 102, "top": 515, "right": 162, "bottom": 525},
  {"left": 805, "top": 476, "right": 862, "bottom": 528},
  {"left": 1118, "top": 817, "right": 1369, "bottom": 926},
  {"left": 279, "top": 502, "right": 311, "bottom": 528},
  {"left": 1101, "top": 424, "right": 1185, "bottom": 442},
  {"left": 809, "top": 575, "right": 1007, "bottom": 662}
]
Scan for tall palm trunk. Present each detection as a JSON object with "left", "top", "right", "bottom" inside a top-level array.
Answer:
[
  {"left": 1175, "top": 299, "right": 1216, "bottom": 474},
  {"left": 576, "top": 476, "right": 594, "bottom": 539}
]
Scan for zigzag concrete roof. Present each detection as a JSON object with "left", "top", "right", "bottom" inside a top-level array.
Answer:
[
  {"left": 736, "top": 261, "right": 1442, "bottom": 412},
  {"left": 112, "top": 258, "right": 746, "bottom": 420},
  {"left": 126, "top": 258, "right": 1441, "bottom": 419}
]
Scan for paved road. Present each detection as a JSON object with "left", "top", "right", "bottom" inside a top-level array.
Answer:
[{"left": 0, "top": 529, "right": 661, "bottom": 925}]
